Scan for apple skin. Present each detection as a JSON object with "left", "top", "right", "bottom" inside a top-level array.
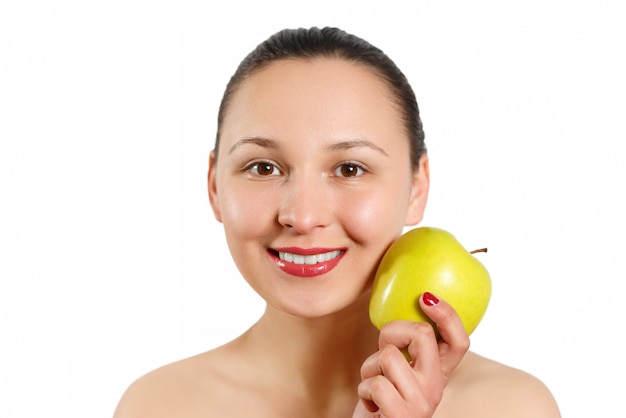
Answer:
[{"left": 369, "top": 227, "right": 491, "bottom": 336}]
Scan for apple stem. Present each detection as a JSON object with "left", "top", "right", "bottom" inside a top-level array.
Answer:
[{"left": 470, "top": 248, "right": 488, "bottom": 254}]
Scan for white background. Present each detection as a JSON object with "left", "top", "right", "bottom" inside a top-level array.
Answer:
[{"left": 2, "top": 1, "right": 625, "bottom": 417}]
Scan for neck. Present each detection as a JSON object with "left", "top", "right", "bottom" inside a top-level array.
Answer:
[{"left": 238, "top": 292, "right": 379, "bottom": 407}]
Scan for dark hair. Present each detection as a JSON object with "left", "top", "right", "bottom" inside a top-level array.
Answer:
[{"left": 214, "top": 27, "right": 426, "bottom": 169}]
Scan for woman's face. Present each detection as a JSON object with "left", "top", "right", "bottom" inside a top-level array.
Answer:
[{"left": 209, "top": 58, "right": 429, "bottom": 318}]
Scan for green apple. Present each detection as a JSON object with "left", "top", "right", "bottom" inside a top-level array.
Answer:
[{"left": 369, "top": 227, "right": 491, "bottom": 337}]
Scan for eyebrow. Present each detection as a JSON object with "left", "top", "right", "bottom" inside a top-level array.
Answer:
[
  {"left": 326, "top": 140, "right": 389, "bottom": 156},
  {"left": 227, "top": 137, "right": 389, "bottom": 156},
  {"left": 228, "top": 137, "right": 279, "bottom": 154}
]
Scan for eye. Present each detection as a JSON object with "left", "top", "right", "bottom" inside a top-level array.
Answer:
[
  {"left": 245, "top": 161, "right": 282, "bottom": 177},
  {"left": 334, "top": 162, "right": 365, "bottom": 178}
]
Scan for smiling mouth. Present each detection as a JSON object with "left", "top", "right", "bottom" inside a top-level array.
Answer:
[
  {"left": 269, "top": 248, "right": 345, "bottom": 277},
  {"left": 277, "top": 249, "right": 343, "bottom": 265}
]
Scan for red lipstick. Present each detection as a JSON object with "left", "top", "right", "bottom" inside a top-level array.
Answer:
[{"left": 269, "top": 247, "right": 345, "bottom": 277}]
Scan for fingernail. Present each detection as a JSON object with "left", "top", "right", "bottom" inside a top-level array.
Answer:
[{"left": 423, "top": 292, "right": 439, "bottom": 306}]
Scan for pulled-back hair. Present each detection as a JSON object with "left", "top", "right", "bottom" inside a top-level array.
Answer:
[{"left": 214, "top": 27, "right": 426, "bottom": 169}]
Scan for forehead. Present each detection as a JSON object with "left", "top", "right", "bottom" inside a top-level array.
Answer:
[
  {"left": 220, "top": 58, "right": 406, "bottom": 144},
  {"left": 241, "top": 57, "right": 392, "bottom": 98}
]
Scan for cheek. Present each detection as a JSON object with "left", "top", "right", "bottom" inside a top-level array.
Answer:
[
  {"left": 217, "top": 181, "right": 278, "bottom": 243},
  {"left": 337, "top": 182, "right": 411, "bottom": 246}
]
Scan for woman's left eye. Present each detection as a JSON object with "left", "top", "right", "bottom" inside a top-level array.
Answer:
[{"left": 333, "top": 163, "right": 365, "bottom": 178}]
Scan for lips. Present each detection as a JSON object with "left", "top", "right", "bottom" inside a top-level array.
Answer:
[{"left": 269, "top": 247, "right": 345, "bottom": 277}]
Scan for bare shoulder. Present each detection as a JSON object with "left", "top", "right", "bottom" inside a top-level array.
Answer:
[
  {"left": 112, "top": 347, "right": 240, "bottom": 418},
  {"left": 442, "top": 352, "right": 561, "bottom": 418}
]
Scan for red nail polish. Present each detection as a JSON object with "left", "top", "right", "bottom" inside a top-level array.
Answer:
[{"left": 423, "top": 292, "right": 439, "bottom": 306}]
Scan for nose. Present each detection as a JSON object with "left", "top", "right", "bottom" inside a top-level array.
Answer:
[{"left": 277, "top": 173, "right": 331, "bottom": 234}]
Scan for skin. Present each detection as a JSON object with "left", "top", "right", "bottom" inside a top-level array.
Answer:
[{"left": 113, "top": 58, "right": 561, "bottom": 417}]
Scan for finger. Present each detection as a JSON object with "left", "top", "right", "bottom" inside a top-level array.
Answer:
[
  {"left": 358, "top": 372, "right": 436, "bottom": 418},
  {"left": 360, "top": 344, "right": 414, "bottom": 380},
  {"left": 353, "top": 397, "right": 378, "bottom": 416},
  {"left": 378, "top": 319, "right": 438, "bottom": 356},
  {"left": 419, "top": 292, "right": 470, "bottom": 376},
  {"left": 377, "top": 321, "right": 443, "bottom": 400},
  {"left": 361, "top": 344, "right": 420, "bottom": 399},
  {"left": 359, "top": 349, "right": 382, "bottom": 380},
  {"left": 378, "top": 320, "right": 440, "bottom": 371},
  {"left": 357, "top": 375, "right": 405, "bottom": 416}
]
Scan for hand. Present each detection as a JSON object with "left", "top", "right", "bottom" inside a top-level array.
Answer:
[{"left": 353, "top": 292, "right": 470, "bottom": 418}]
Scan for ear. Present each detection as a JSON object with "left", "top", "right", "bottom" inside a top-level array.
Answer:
[
  {"left": 404, "top": 154, "right": 430, "bottom": 226},
  {"left": 208, "top": 150, "right": 223, "bottom": 223}
]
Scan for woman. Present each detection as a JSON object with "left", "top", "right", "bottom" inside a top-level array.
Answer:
[{"left": 114, "top": 27, "right": 560, "bottom": 417}]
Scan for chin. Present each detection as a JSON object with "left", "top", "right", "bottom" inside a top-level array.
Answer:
[{"left": 275, "top": 288, "right": 371, "bottom": 320}]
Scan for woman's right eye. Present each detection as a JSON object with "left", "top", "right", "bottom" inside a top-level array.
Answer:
[{"left": 245, "top": 161, "right": 282, "bottom": 177}]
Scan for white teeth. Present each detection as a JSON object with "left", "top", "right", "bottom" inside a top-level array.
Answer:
[{"left": 278, "top": 250, "right": 342, "bottom": 265}]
